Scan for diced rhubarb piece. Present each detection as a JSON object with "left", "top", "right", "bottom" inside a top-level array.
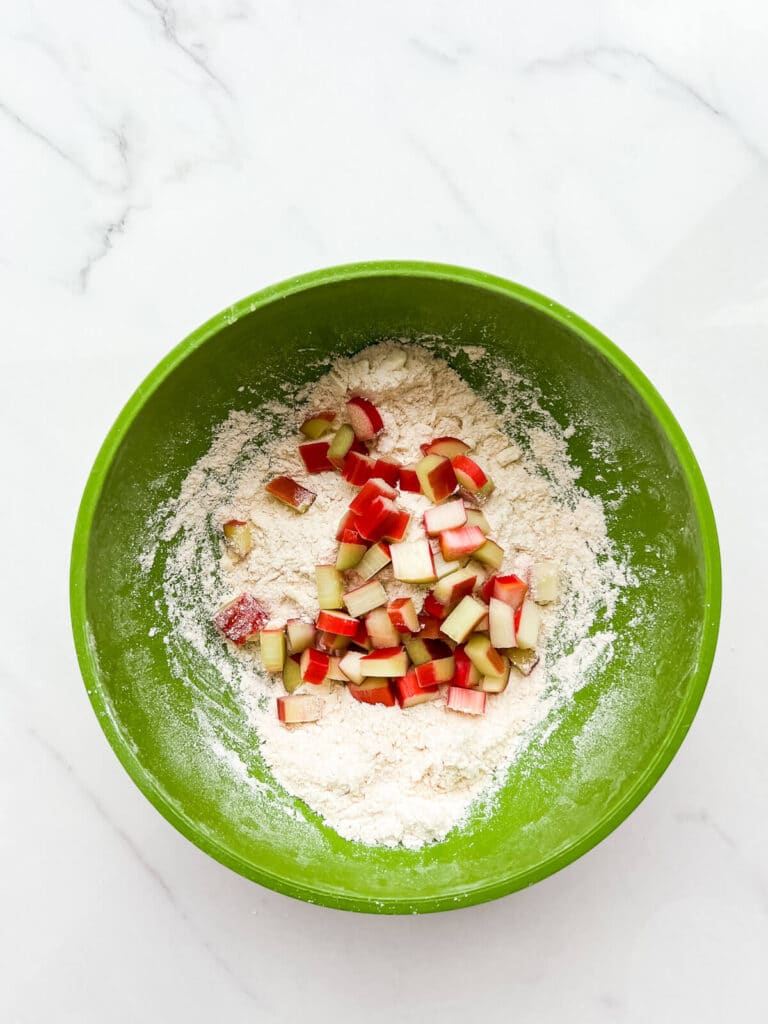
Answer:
[
  {"left": 361, "top": 646, "right": 409, "bottom": 677},
  {"left": 327, "top": 656, "right": 349, "bottom": 681},
  {"left": 446, "top": 686, "right": 486, "bottom": 716},
  {"left": 316, "top": 610, "right": 359, "bottom": 637},
  {"left": 222, "top": 519, "right": 253, "bottom": 560},
  {"left": 355, "top": 495, "right": 399, "bottom": 543},
  {"left": 327, "top": 424, "right": 357, "bottom": 468},
  {"left": 348, "top": 678, "right": 396, "bottom": 707},
  {"left": 465, "top": 508, "right": 491, "bottom": 534},
  {"left": 417, "top": 613, "right": 443, "bottom": 638},
  {"left": 494, "top": 573, "right": 528, "bottom": 610},
  {"left": 343, "top": 579, "right": 387, "bottom": 618},
  {"left": 395, "top": 670, "right": 439, "bottom": 708},
  {"left": 480, "top": 574, "right": 497, "bottom": 603},
  {"left": 453, "top": 645, "right": 481, "bottom": 688},
  {"left": 390, "top": 540, "right": 436, "bottom": 583},
  {"left": 415, "top": 651, "right": 456, "bottom": 687},
  {"left": 342, "top": 450, "right": 377, "bottom": 486},
  {"left": 430, "top": 542, "right": 461, "bottom": 580},
  {"left": 298, "top": 440, "right": 334, "bottom": 474},
  {"left": 265, "top": 476, "right": 316, "bottom": 513},
  {"left": 423, "top": 591, "right": 449, "bottom": 621},
  {"left": 398, "top": 464, "right": 421, "bottom": 492},
  {"left": 365, "top": 606, "right": 400, "bottom": 648},
  {"left": 387, "top": 597, "right": 419, "bottom": 634},
  {"left": 477, "top": 655, "right": 511, "bottom": 693},
  {"left": 335, "top": 509, "right": 360, "bottom": 541},
  {"left": 416, "top": 454, "right": 457, "bottom": 503},
  {"left": 489, "top": 597, "right": 516, "bottom": 649},
  {"left": 441, "top": 596, "right": 487, "bottom": 644},
  {"left": 439, "top": 525, "right": 486, "bottom": 561},
  {"left": 286, "top": 619, "right": 316, "bottom": 655},
  {"left": 509, "top": 647, "right": 540, "bottom": 676},
  {"left": 423, "top": 499, "right": 467, "bottom": 537},
  {"left": 433, "top": 566, "right": 478, "bottom": 606},
  {"left": 300, "top": 410, "right": 336, "bottom": 440},
  {"left": 421, "top": 436, "right": 472, "bottom": 459},
  {"left": 355, "top": 541, "right": 392, "bottom": 581},
  {"left": 315, "top": 565, "right": 344, "bottom": 609},
  {"left": 259, "top": 628, "right": 286, "bottom": 672},
  {"left": 514, "top": 599, "right": 541, "bottom": 650},
  {"left": 530, "top": 560, "right": 559, "bottom": 604},
  {"left": 315, "top": 629, "right": 352, "bottom": 653},
  {"left": 373, "top": 458, "right": 400, "bottom": 487},
  {"left": 282, "top": 654, "right": 303, "bottom": 693},
  {"left": 348, "top": 478, "right": 398, "bottom": 516},
  {"left": 277, "top": 694, "right": 324, "bottom": 723},
  {"left": 405, "top": 636, "right": 451, "bottom": 666},
  {"left": 384, "top": 510, "right": 410, "bottom": 543},
  {"left": 452, "top": 455, "right": 494, "bottom": 496},
  {"left": 476, "top": 606, "right": 490, "bottom": 632},
  {"left": 464, "top": 633, "right": 505, "bottom": 676},
  {"left": 335, "top": 534, "right": 367, "bottom": 570},
  {"left": 350, "top": 618, "right": 372, "bottom": 651},
  {"left": 339, "top": 650, "right": 365, "bottom": 684},
  {"left": 346, "top": 396, "right": 384, "bottom": 441},
  {"left": 474, "top": 538, "right": 504, "bottom": 570},
  {"left": 300, "top": 648, "right": 331, "bottom": 684},
  {"left": 212, "top": 594, "right": 269, "bottom": 645}
]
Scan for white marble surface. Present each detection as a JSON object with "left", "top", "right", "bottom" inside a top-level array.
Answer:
[{"left": 1, "top": 0, "right": 767, "bottom": 1020}]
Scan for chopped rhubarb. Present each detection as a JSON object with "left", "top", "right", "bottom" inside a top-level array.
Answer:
[
  {"left": 423, "top": 499, "right": 467, "bottom": 537},
  {"left": 286, "top": 619, "right": 316, "bottom": 655},
  {"left": 355, "top": 541, "right": 392, "bottom": 580},
  {"left": 346, "top": 396, "right": 384, "bottom": 441},
  {"left": 390, "top": 540, "right": 436, "bottom": 583},
  {"left": 365, "top": 606, "right": 400, "bottom": 648},
  {"left": 452, "top": 455, "right": 494, "bottom": 496},
  {"left": 433, "top": 566, "right": 478, "bottom": 606},
  {"left": 477, "top": 655, "right": 511, "bottom": 693},
  {"left": 335, "top": 533, "right": 367, "bottom": 570},
  {"left": 473, "top": 538, "right": 504, "bottom": 570},
  {"left": 494, "top": 573, "right": 528, "bottom": 610},
  {"left": 277, "top": 694, "right": 324, "bottom": 723},
  {"left": 326, "top": 656, "right": 349, "bottom": 681},
  {"left": 480, "top": 574, "right": 497, "bottom": 604},
  {"left": 509, "top": 647, "right": 540, "bottom": 676},
  {"left": 355, "top": 495, "right": 399, "bottom": 543},
  {"left": 439, "top": 525, "right": 486, "bottom": 561},
  {"left": 348, "top": 678, "right": 396, "bottom": 707},
  {"left": 465, "top": 508, "right": 491, "bottom": 534},
  {"left": 265, "top": 476, "right": 316, "bottom": 513},
  {"left": 464, "top": 633, "right": 505, "bottom": 676},
  {"left": 453, "top": 645, "right": 481, "bottom": 688},
  {"left": 316, "top": 609, "right": 360, "bottom": 637},
  {"left": 300, "top": 410, "right": 336, "bottom": 440},
  {"left": 350, "top": 617, "right": 372, "bottom": 650},
  {"left": 446, "top": 686, "right": 486, "bottom": 716},
  {"left": 530, "top": 560, "right": 559, "bottom": 604},
  {"left": 395, "top": 670, "right": 439, "bottom": 708},
  {"left": 342, "top": 450, "right": 377, "bottom": 486},
  {"left": 360, "top": 646, "right": 409, "bottom": 677},
  {"left": 384, "top": 510, "right": 410, "bottom": 543},
  {"left": 398, "top": 464, "right": 421, "bottom": 492},
  {"left": 222, "top": 519, "right": 253, "bottom": 560},
  {"left": 282, "top": 654, "right": 303, "bottom": 693},
  {"left": 387, "top": 597, "right": 419, "bottom": 634},
  {"left": 339, "top": 650, "right": 365, "bottom": 684},
  {"left": 514, "top": 599, "right": 541, "bottom": 650},
  {"left": 315, "top": 630, "right": 352, "bottom": 653},
  {"left": 415, "top": 654, "right": 455, "bottom": 687},
  {"left": 421, "top": 436, "right": 472, "bottom": 459},
  {"left": 417, "top": 613, "right": 443, "bottom": 638},
  {"left": 405, "top": 636, "right": 451, "bottom": 665},
  {"left": 212, "top": 594, "right": 269, "bottom": 645},
  {"left": 441, "top": 595, "right": 487, "bottom": 644},
  {"left": 315, "top": 565, "right": 344, "bottom": 609},
  {"left": 300, "top": 648, "right": 331, "bottom": 684},
  {"left": 416, "top": 454, "right": 457, "bottom": 503},
  {"left": 335, "top": 509, "right": 360, "bottom": 541},
  {"left": 348, "top": 477, "right": 398, "bottom": 515},
  {"left": 423, "top": 591, "right": 449, "bottom": 620},
  {"left": 343, "top": 579, "right": 387, "bottom": 618},
  {"left": 259, "top": 628, "right": 286, "bottom": 672},
  {"left": 327, "top": 424, "right": 357, "bottom": 468},
  {"left": 298, "top": 440, "right": 334, "bottom": 474},
  {"left": 373, "top": 458, "right": 400, "bottom": 487},
  {"left": 489, "top": 597, "right": 516, "bottom": 649}
]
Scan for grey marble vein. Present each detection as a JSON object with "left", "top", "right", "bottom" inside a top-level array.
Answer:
[
  {"left": 0, "top": 98, "right": 104, "bottom": 186},
  {"left": 676, "top": 808, "right": 768, "bottom": 912},
  {"left": 409, "top": 35, "right": 463, "bottom": 66},
  {"left": 77, "top": 202, "right": 135, "bottom": 292},
  {"left": 26, "top": 725, "right": 274, "bottom": 1009},
  {"left": 141, "top": 0, "right": 233, "bottom": 96}
]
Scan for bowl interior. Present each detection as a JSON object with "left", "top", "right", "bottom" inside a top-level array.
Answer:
[{"left": 71, "top": 265, "right": 719, "bottom": 912}]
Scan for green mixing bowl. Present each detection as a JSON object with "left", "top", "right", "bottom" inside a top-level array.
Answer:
[{"left": 70, "top": 261, "right": 720, "bottom": 913}]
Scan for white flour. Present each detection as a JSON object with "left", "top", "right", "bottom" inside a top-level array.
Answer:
[{"left": 159, "top": 342, "right": 631, "bottom": 848}]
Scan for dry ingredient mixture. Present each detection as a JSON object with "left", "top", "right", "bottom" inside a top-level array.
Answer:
[{"left": 158, "top": 342, "right": 632, "bottom": 849}]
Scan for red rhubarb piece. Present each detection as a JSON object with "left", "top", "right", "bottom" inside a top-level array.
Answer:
[
  {"left": 265, "top": 476, "right": 317, "bottom": 512},
  {"left": 212, "top": 594, "right": 269, "bottom": 646},
  {"left": 398, "top": 464, "right": 421, "bottom": 492},
  {"left": 346, "top": 396, "right": 384, "bottom": 441},
  {"left": 298, "top": 440, "right": 334, "bottom": 474},
  {"left": 342, "top": 450, "right": 377, "bottom": 486}
]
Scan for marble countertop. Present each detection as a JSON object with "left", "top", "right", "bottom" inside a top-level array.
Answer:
[{"left": 2, "top": 1, "right": 766, "bottom": 1020}]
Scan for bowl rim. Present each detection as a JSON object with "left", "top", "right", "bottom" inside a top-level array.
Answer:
[{"left": 70, "top": 260, "right": 722, "bottom": 914}]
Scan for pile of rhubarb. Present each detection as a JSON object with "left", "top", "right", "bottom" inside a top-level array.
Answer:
[{"left": 212, "top": 396, "right": 559, "bottom": 725}]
